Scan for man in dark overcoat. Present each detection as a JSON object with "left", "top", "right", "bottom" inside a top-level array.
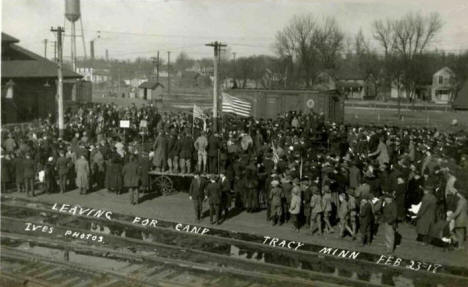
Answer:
[
  {"left": 179, "top": 132, "right": 194, "bottom": 173},
  {"left": 56, "top": 150, "right": 69, "bottom": 193},
  {"left": 208, "top": 132, "right": 219, "bottom": 174},
  {"left": 23, "top": 153, "right": 35, "bottom": 197},
  {"left": 359, "top": 194, "right": 375, "bottom": 246},
  {"left": 206, "top": 176, "right": 221, "bottom": 224},
  {"left": 123, "top": 155, "right": 140, "bottom": 205},
  {"left": 415, "top": 186, "right": 437, "bottom": 244},
  {"left": 219, "top": 173, "right": 231, "bottom": 218},
  {"left": 189, "top": 171, "right": 205, "bottom": 221}
]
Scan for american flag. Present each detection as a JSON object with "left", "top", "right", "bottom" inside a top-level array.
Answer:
[
  {"left": 193, "top": 104, "right": 207, "bottom": 120},
  {"left": 222, "top": 92, "right": 252, "bottom": 117}
]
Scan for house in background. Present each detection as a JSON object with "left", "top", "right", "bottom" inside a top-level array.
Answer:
[
  {"left": 76, "top": 66, "right": 110, "bottom": 83},
  {"left": 334, "top": 67, "right": 372, "bottom": 100},
  {"left": 390, "top": 79, "right": 410, "bottom": 100},
  {"left": 431, "top": 67, "right": 456, "bottom": 104}
]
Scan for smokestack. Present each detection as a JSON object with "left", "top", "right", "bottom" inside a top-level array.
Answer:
[
  {"left": 105, "top": 49, "right": 109, "bottom": 61},
  {"left": 90, "top": 40, "right": 95, "bottom": 60}
]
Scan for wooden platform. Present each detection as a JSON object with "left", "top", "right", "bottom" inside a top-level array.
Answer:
[{"left": 148, "top": 170, "right": 216, "bottom": 178}]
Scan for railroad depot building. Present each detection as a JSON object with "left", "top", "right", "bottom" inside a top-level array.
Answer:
[{"left": 1, "top": 32, "right": 85, "bottom": 124}]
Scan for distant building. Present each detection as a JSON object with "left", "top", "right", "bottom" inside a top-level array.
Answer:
[
  {"left": 431, "top": 67, "right": 456, "bottom": 104},
  {"left": 1, "top": 32, "right": 83, "bottom": 123},
  {"left": 334, "top": 67, "right": 374, "bottom": 100},
  {"left": 125, "top": 77, "right": 148, "bottom": 88},
  {"left": 76, "top": 66, "right": 110, "bottom": 83},
  {"left": 390, "top": 79, "right": 410, "bottom": 100},
  {"left": 138, "top": 80, "right": 164, "bottom": 102}
]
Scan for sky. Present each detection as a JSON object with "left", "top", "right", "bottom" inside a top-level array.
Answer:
[{"left": 2, "top": 0, "right": 468, "bottom": 61}]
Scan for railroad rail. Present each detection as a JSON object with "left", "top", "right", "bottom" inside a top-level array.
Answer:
[{"left": 2, "top": 196, "right": 468, "bottom": 287}]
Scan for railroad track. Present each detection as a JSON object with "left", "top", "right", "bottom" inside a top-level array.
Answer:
[{"left": 2, "top": 196, "right": 468, "bottom": 287}]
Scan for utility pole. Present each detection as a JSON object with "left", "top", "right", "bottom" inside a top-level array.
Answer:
[
  {"left": 167, "top": 51, "right": 171, "bottom": 96},
  {"left": 205, "top": 41, "right": 227, "bottom": 132},
  {"left": 51, "top": 26, "right": 65, "bottom": 137},
  {"left": 43, "top": 39, "right": 48, "bottom": 58},
  {"left": 151, "top": 52, "right": 160, "bottom": 83},
  {"left": 232, "top": 52, "right": 236, "bottom": 88},
  {"left": 157, "top": 51, "right": 160, "bottom": 83},
  {"left": 52, "top": 41, "right": 57, "bottom": 62},
  {"left": 90, "top": 40, "right": 95, "bottom": 60}
]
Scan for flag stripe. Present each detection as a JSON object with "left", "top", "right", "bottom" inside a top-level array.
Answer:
[{"left": 221, "top": 93, "right": 252, "bottom": 117}]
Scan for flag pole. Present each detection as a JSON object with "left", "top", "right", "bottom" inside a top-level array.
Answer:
[{"left": 192, "top": 104, "right": 195, "bottom": 136}]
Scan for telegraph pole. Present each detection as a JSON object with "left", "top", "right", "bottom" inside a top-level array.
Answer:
[
  {"left": 167, "top": 51, "right": 171, "bottom": 95},
  {"left": 157, "top": 51, "right": 160, "bottom": 83},
  {"left": 52, "top": 41, "right": 57, "bottom": 62},
  {"left": 51, "top": 26, "right": 65, "bottom": 137},
  {"left": 205, "top": 41, "right": 227, "bottom": 132},
  {"left": 43, "top": 39, "right": 48, "bottom": 58}
]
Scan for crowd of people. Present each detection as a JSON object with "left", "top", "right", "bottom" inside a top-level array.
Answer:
[{"left": 1, "top": 102, "right": 467, "bottom": 255}]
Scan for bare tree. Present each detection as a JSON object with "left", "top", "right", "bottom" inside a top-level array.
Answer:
[
  {"left": 313, "top": 17, "right": 345, "bottom": 70},
  {"left": 274, "top": 14, "right": 344, "bottom": 87},
  {"left": 372, "top": 12, "right": 443, "bottom": 108}
]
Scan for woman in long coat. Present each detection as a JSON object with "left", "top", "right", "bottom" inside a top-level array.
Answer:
[
  {"left": 245, "top": 168, "right": 259, "bottom": 212},
  {"left": 109, "top": 152, "right": 123, "bottom": 194},
  {"left": 415, "top": 188, "right": 437, "bottom": 244},
  {"left": 75, "top": 155, "right": 90, "bottom": 195},
  {"left": 138, "top": 152, "right": 151, "bottom": 192},
  {"left": 123, "top": 155, "right": 140, "bottom": 205}
]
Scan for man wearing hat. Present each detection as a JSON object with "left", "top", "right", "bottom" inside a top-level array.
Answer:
[
  {"left": 302, "top": 179, "right": 312, "bottom": 228},
  {"left": 189, "top": 171, "right": 206, "bottom": 222},
  {"left": 289, "top": 180, "right": 302, "bottom": 232},
  {"left": 359, "top": 193, "right": 374, "bottom": 246},
  {"left": 179, "top": 132, "right": 194, "bottom": 174},
  {"left": 446, "top": 187, "right": 467, "bottom": 250},
  {"left": 310, "top": 185, "right": 323, "bottom": 235},
  {"left": 415, "top": 185, "right": 437, "bottom": 245},
  {"left": 381, "top": 193, "right": 398, "bottom": 254},
  {"left": 194, "top": 131, "right": 208, "bottom": 173},
  {"left": 219, "top": 173, "right": 231, "bottom": 218},
  {"left": 56, "top": 150, "right": 69, "bottom": 194},
  {"left": 269, "top": 180, "right": 282, "bottom": 225},
  {"left": 281, "top": 175, "right": 293, "bottom": 223},
  {"left": 206, "top": 175, "right": 222, "bottom": 224},
  {"left": 23, "top": 153, "right": 35, "bottom": 197}
]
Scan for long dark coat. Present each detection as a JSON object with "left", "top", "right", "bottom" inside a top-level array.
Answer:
[
  {"left": 206, "top": 182, "right": 221, "bottom": 205},
  {"left": 1, "top": 157, "right": 12, "bottom": 183},
  {"left": 14, "top": 157, "right": 24, "bottom": 184},
  {"left": 189, "top": 177, "right": 205, "bottom": 200},
  {"left": 108, "top": 155, "right": 123, "bottom": 190},
  {"left": 138, "top": 156, "right": 151, "bottom": 188},
  {"left": 56, "top": 156, "right": 69, "bottom": 177},
  {"left": 123, "top": 161, "right": 140, "bottom": 188},
  {"left": 359, "top": 201, "right": 374, "bottom": 233},
  {"left": 23, "top": 158, "right": 35, "bottom": 179},
  {"left": 416, "top": 193, "right": 437, "bottom": 236},
  {"left": 179, "top": 136, "right": 194, "bottom": 159}
]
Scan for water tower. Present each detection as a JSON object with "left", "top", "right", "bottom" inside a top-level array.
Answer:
[{"left": 65, "top": 0, "right": 86, "bottom": 71}]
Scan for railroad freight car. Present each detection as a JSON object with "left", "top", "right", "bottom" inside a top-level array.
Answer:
[{"left": 228, "top": 89, "right": 344, "bottom": 123}]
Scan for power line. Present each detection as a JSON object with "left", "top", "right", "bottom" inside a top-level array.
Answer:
[{"left": 82, "top": 29, "right": 273, "bottom": 41}]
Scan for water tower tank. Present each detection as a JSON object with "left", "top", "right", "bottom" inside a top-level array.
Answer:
[{"left": 65, "top": 0, "right": 81, "bottom": 22}]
